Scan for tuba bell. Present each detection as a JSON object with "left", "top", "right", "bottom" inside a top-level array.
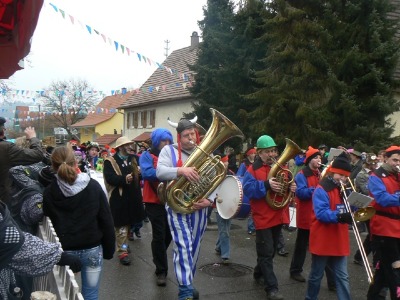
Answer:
[
  {"left": 266, "top": 138, "right": 303, "bottom": 210},
  {"left": 158, "top": 108, "right": 244, "bottom": 214}
]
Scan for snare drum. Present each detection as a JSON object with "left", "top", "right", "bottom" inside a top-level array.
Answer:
[{"left": 216, "top": 175, "right": 251, "bottom": 219}]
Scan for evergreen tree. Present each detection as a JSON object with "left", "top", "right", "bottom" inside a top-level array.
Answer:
[
  {"left": 249, "top": 0, "right": 400, "bottom": 149},
  {"left": 190, "top": 0, "right": 271, "bottom": 149}
]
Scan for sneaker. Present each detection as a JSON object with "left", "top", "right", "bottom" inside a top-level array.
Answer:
[
  {"left": 222, "top": 258, "right": 230, "bottom": 264},
  {"left": 267, "top": 289, "right": 284, "bottom": 300},
  {"left": 215, "top": 248, "right": 221, "bottom": 255},
  {"left": 277, "top": 248, "right": 289, "bottom": 257},
  {"left": 134, "top": 230, "right": 141, "bottom": 238},
  {"left": 156, "top": 273, "right": 167, "bottom": 287},
  {"left": 118, "top": 253, "right": 131, "bottom": 266},
  {"left": 328, "top": 285, "right": 336, "bottom": 292},
  {"left": 290, "top": 273, "right": 306, "bottom": 282},
  {"left": 248, "top": 230, "right": 256, "bottom": 236}
]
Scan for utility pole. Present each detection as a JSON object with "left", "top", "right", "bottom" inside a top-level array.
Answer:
[{"left": 164, "top": 39, "right": 170, "bottom": 59}]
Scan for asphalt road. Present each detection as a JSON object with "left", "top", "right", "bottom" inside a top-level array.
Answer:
[{"left": 96, "top": 215, "right": 374, "bottom": 300}]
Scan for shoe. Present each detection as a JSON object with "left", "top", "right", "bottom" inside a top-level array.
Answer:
[
  {"left": 267, "top": 289, "right": 284, "bottom": 300},
  {"left": 248, "top": 230, "right": 256, "bottom": 236},
  {"left": 128, "top": 230, "right": 134, "bottom": 241},
  {"left": 118, "top": 253, "right": 131, "bottom": 265},
  {"left": 290, "top": 273, "right": 306, "bottom": 282},
  {"left": 215, "top": 248, "right": 221, "bottom": 255},
  {"left": 277, "top": 249, "right": 289, "bottom": 257},
  {"left": 193, "top": 288, "right": 199, "bottom": 299},
  {"left": 222, "top": 258, "right": 230, "bottom": 264},
  {"left": 134, "top": 230, "right": 141, "bottom": 238},
  {"left": 156, "top": 273, "right": 166, "bottom": 286},
  {"left": 144, "top": 217, "right": 149, "bottom": 223},
  {"left": 353, "top": 258, "right": 363, "bottom": 266},
  {"left": 328, "top": 285, "right": 336, "bottom": 292}
]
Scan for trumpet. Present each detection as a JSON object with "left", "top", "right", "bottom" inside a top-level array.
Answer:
[{"left": 339, "top": 179, "right": 374, "bottom": 284}]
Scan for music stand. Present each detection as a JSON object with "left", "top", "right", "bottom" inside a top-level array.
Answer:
[{"left": 327, "top": 148, "right": 344, "bottom": 164}]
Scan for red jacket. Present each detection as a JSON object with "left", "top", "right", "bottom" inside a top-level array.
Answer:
[
  {"left": 309, "top": 180, "right": 350, "bottom": 256},
  {"left": 243, "top": 159, "right": 289, "bottom": 230},
  {"left": 369, "top": 168, "right": 400, "bottom": 238},
  {"left": 294, "top": 167, "right": 320, "bottom": 229}
]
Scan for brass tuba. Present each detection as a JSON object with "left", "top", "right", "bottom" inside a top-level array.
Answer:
[
  {"left": 266, "top": 138, "right": 302, "bottom": 210},
  {"left": 158, "top": 108, "right": 244, "bottom": 214}
]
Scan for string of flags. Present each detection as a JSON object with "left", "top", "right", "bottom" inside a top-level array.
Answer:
[{"left": 46, "top": 2, "right": 194, "bottom": 81}]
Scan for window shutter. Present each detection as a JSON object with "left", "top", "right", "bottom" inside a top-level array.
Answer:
[
  {"left": 133, "top": 112, "right": 138, "bottom": 128},
  {"left": 142, "top": 111, "right": 147, "bottom": 128},
  {"left": 151, "top": 110, "right": 155, "bottom": 127}
]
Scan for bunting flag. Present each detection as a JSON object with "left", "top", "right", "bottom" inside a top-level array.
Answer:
[{"left": 46, "top": 2, "right": 193, "bottom": 80}]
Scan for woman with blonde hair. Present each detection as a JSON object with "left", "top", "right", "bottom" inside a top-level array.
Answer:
[{"left": 43, "top": 146, "right": 115, "bottom": 300}]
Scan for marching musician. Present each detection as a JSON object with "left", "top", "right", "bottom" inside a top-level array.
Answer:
[
  {"left": 289, "top": 146, "right": 336, "bottom": 291},
  {"left": 305, "top": 152, "right": 352, "bottom": 300},
  {"left": 139, "top": 128, "right": 174, "bottom": 287},
  {"left": 242, "top": 135, "right": 295, "bottom": 300},
  {"left": 367, "top": 146, "right": 400, "bottom": 300},
  {"left": 156, "top": 116, "right": 213, "bottom": 300}
]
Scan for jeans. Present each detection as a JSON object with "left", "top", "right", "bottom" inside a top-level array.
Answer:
[
  {"left": 215, "top": 211, "right": 232, "bottom": 259},
  {"left": 305, "top": 254, "right": 350, "bottom": 300},
  {"left": 290, "top": 229, "right": 335, "bottom": 287},
  {"left": 145, "top": 203, "right": 172, "bottom": 275},
  {"left": 247, "top": 214, "right": 255, "bottom": 232},
  {"left": 64, "top": 245, "right": 103, "bottom": 300}
]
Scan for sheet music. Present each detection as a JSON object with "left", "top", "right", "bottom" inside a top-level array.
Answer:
[
  {"left": 327, "top": 148, "right": 344, "bottom": 164},
  {"left": 347, "top": 191, "right": 373, "bottom": 208}
]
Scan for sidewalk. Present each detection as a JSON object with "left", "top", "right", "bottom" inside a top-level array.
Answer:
[{"left": 98, "top": 216, "right": 372, "bottom": 300}]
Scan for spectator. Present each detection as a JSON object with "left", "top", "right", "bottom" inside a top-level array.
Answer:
[{"left": 0, "top": 118, "right": 44, "bottom": 204}]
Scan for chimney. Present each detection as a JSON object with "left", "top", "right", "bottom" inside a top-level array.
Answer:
[{"left": 191, "top": 31, "right": 199, "bottom": 47}]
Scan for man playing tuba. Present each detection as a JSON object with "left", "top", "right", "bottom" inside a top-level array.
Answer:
[
  {"left": 242, "top": 134, "right": 296, "bottom": 300},
  {"left": 156, "top": 116, "right": 214, "bottom": 300}
]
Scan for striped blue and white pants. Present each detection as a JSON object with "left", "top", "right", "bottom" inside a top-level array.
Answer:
[{"left": 166, "top": 205, "right": 208, "bottom": 286}]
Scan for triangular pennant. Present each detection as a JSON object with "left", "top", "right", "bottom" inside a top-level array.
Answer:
[
  {"left": 49, "top": 3, "right": 58, "bottom": 12},
  {"left": 126, "top": 47, "right": 130, "bottom": 56},
  {"left": 86, "top": 25, "right": 92, "bottom": 34},
  {"left": 137, "top": 53, "right": 142, "bottom": 61},
  {"left": 101, "top": 33, "right": 106, "bottom": 43},
  {"left": 69, "top": 15, "right": 74, "bottom": 24},
  {"left": 94, "top": 29, "right": 100, "bottom": 35},
  {"left": 59, "top": 9, "right": 65, "bottom": 19},
  {"left": 121, "top": 45, "right": 125, "bottom": 54},
  {"left": 114, "top": 41, "right": 119, "bottom": 51}
]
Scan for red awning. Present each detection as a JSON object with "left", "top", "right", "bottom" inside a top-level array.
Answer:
[{"left": 0, "top": 0, "right": 44, "bottom": 79}]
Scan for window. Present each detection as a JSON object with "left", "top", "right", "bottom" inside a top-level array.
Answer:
[{"left": 129, "top": 109, "right": 155, "bottom": 128}]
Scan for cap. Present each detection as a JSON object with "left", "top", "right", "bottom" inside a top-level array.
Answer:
[
  {"left": 256, "top": 135, "right": 277, "bottom": 149},
  {"left": 330, "top": 152, "right": 352, "bottom": 176},
  {"left": 385, "top": 146, "right": 400, "bottom": 157},
  {"left": 246, "top": 148, "right": 256, "bottom": 155},
  {"left": 221, "top": 155, "right": 229, "bottom": 163},
  {"left": 304, "top": 146, "right": 321, "bottom": 164},
  {"left": 348, "top": 149, "right": 362, "bottom": 157},
  {"left": 318, "top": 144, "right": 328, "bottom": 150}
]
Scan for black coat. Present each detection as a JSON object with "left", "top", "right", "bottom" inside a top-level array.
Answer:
[
  {"left": 43, "top": 179, "right": 115, "bottom": 259},
  {"left": 103, "top": 154, "right": 145, "bottom": 227}
]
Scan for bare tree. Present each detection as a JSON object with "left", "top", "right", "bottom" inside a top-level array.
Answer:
[{"left": 39, "top": 78, "right": 99, "bottom": 138}]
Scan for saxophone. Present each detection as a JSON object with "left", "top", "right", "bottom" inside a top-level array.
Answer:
[
  {"left": 266, "top": 138, "right": 302, "bottom": 210},
  {"left": 158, "top": 108, "right": 244, "bottom": 214}
]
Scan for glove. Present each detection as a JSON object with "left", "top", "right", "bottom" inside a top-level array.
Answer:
[
  {"left": 337, "top": 212, "right": 353, "bottom": 225},
  {"left": 57, "top": 252, "right": 82, "bottom": 273}
]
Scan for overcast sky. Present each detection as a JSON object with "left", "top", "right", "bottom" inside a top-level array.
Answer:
[{"left": 5, "top": 0, "right": 208, "bottom": 98}]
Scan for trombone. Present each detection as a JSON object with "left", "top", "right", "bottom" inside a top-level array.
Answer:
[{"left": 339, "top": 179, "right": 374, "bottom": 284}]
